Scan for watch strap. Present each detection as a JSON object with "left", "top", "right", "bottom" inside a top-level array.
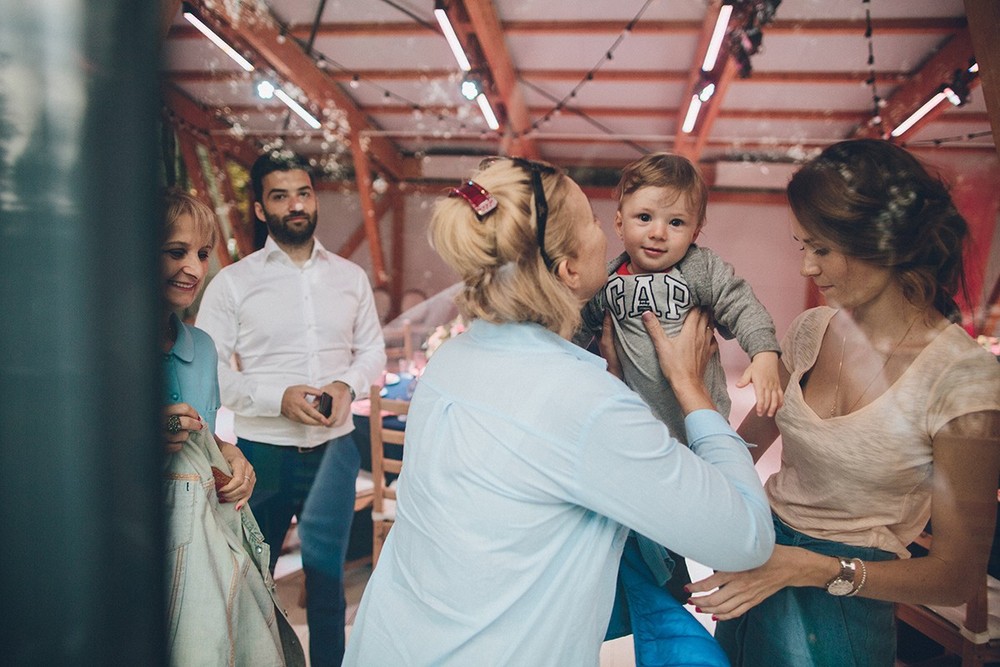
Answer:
[{"left": 825, "top": 557, "right": 857, "bottom": 596}]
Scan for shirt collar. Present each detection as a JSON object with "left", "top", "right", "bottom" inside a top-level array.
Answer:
[
  {"left": 468, "top": 319, "right": 607, "bottom": 370},
  {"left": 168, "top": 312, "right": 195, "bottom": 363},
  {"left": 263, "top": 235, "right": 329, "bottom": 265}
]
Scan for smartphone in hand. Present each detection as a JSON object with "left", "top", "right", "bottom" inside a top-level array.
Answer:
[{"left": 318, "top": 392, "right": 333, "bottom": 418}]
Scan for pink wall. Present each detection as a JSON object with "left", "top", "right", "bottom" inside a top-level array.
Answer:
[
  {"left": 314, "top": 151, "right": 999, "bottom": 354},
  {"left": 315, "top": 189, "right": 807, "bottom": 373}
]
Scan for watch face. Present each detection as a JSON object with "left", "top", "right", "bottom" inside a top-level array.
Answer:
[{"left": 827, "top": 578, "right": 855, "bottom": 596}]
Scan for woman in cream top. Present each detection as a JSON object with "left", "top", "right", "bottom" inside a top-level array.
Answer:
[{"left": 689, "top": 139, "right": 1000, "bottom": 667}]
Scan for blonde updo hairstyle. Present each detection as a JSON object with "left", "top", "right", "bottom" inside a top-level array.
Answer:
[{"left": 429, "top": 158, "right": 585, "bottom": 338}]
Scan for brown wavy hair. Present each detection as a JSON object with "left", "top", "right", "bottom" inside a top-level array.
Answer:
[{"left": 787, "top": 139, "right": 968, "bottom": 320}]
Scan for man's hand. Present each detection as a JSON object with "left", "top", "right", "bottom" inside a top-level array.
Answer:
[
  {"left": 281, "top": 384, "right": 330, "bottom": 426},
  {"left": 317, "top": 381, "right": 354, "bottom": 428}
]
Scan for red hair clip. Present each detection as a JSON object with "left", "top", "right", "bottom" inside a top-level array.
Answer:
[{"left": 449, "top": 180, "right": 498, "bottom": 217}]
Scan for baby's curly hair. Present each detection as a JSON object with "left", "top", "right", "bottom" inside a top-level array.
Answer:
[{"left": 615, "top": 152, "right": 708, "bottom": 226}]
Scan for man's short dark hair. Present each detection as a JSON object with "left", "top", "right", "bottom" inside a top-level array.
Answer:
[{"left": 250, "top": 150, "right": 313, "bottom": 202}]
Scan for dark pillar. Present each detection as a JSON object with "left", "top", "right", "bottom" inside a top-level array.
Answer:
[{"left": 0, "top": 2, "right": 164, "bottom": 665}]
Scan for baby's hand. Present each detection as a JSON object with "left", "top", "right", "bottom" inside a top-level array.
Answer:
[{"left": 736, "top": 351, "right": 783, "bottom": 417}]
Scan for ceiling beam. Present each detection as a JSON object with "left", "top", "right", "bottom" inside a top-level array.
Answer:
[
  {"left": 499, "top": 17, "right": 964, "bottom": 35},
  {"left": 186, "top": 0, "right": 406, "bottom": 180},
  {"left": 388, "top": 183, "right": 407, "bottom": 320},
  {"left": 349, "top": 127, "right": 389, "bottom": 285},
  {"left": 673, "top": 1, "right": 733, "bottom": 159},
  {"left": 224, "top": 127, "right": 995, "bottom": 155},
  {"left": 963, "top": 0, "right": 1000, "bottom": 154},
  {"left": 457, "top": 0, "right": 539, "bottom": 158},
  {"left": 166, "top": 67, "right": 910, "bottom": 86},
  {"left": 161, "top": 83, "right": 258, "bottom": 166},
  {"left": 855, "top": 27, "right": 976, "bottom": 140},
  {"left": 166, "top": 16, "right": 964, "bottom": 41},
  {"left": 160, "top": 0, "right": 182, "bottom": 40},
  {"left": 352, "top": 103, "right": 987, "bottom": 125}
]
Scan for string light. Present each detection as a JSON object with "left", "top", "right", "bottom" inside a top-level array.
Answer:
[
  {"left": 904, "top": 129, "right": 993, "bottom": 147},
  {"left": 266, "top": 0, "right": 659, "bottom": 143},
  {"left": 515, "top": 0, "right": 657, "bottom": 144},
  {"left": 862, "top": 0, "right": 884, "bottom": 131},
  {"left": 227, "top": 1, "right": 660, "bottom": 146}
]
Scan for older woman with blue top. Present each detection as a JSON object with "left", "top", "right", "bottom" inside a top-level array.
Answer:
[
  {"left": 344, "top": 157, "right": 775, "bottom": 665},
  {"left": 160, "top": 190, "right": 304, "bottom": 666}
]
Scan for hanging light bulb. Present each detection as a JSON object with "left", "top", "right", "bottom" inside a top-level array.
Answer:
[
  {"left": 460, "top": 77, "right": 482, "bottom": 101},
  {"left": 256, "top": 80, "right": 276, "bottom": 100}
]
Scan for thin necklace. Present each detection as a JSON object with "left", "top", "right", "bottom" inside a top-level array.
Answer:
[
  {"left": 830, "top": 334, "right": 847, "bottom": 418},
  {"left": 830, "top": 314, "right": 919, "bottom": 418}
]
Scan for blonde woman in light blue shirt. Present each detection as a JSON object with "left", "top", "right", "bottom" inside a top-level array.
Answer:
[{"left": 345, "top": 158, "right": 775, "bottom": 666}]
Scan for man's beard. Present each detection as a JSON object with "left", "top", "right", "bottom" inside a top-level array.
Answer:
[{"left": 264, "top": 209, "right": 317, "bottom": 246}]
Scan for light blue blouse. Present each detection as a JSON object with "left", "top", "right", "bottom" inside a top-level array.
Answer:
[
  {"left": 345, "top": 319, "right": 774, "bottom": 666},
  {"left": 162, "top": 313, "right": 222, "bottom": 433}
]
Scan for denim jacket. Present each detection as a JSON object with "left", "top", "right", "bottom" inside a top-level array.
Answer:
[{"left": 164, "top": 428, "right": 305, "bottom": 667}]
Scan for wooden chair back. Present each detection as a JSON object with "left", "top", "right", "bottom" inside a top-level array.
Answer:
[
  {"left": 384, "top": 320, "right": 413, "bottom": 362},
  {"left": 369, "top": 384, "right": 409, "bottom": 567},
  {"left": 896, "top": 531, "right": 1000, "bottom": 666}
]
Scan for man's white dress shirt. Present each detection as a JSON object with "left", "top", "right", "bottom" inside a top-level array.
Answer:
[{"left": 197, "top": 236, "right": 386, "bottom": 448}]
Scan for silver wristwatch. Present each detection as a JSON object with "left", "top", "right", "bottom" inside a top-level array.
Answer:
[{"left": 825, "top": 557, "right": 857, "bottom": 596}]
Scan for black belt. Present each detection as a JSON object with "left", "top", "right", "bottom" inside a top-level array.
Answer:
[{"left": 296, "top": 442, "right": 327, "bottom": 454}]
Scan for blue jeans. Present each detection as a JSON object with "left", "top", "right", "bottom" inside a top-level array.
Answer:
[
  {"left": 238, "top": 435, "right": 360, "bottom": 667},
  {"left": 606, "top": 534, "right": 729, "bottom": 667},
  {"left": 715, "top": 513, "right": 897, "bottom": 667}
]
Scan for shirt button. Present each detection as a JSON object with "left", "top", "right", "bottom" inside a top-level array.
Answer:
[{"left": 170, "top": 393, "right": 179, "bottom": 400}]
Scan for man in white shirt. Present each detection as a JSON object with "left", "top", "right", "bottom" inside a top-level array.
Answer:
[{"left": 197, "top": 151, "right": 386, "bottom": 667}]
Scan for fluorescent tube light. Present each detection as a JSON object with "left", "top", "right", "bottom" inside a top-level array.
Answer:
[
  {"left": 434, "top": 6, "right": 472, "bottom": 71},
  {"left": 274, "top": 88, "right": 322, "bottom": 129},
  {"left": 183, "top": 9, "right": 254, "bottom": 73},
  {"left": 890, "top": 90, "right": 947, "bottom": 137},
  {"left": 476, "top": 94, "right": 500, "bottom": 130},
  {"left": 682, "top": 95, "right": 702, "bottom": 133},
  {"left": 702, "top": 4, "right": 733, "bottom": 71},
  {"left": 942, "top": 86, "right": 962, "bottom": 106}
]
